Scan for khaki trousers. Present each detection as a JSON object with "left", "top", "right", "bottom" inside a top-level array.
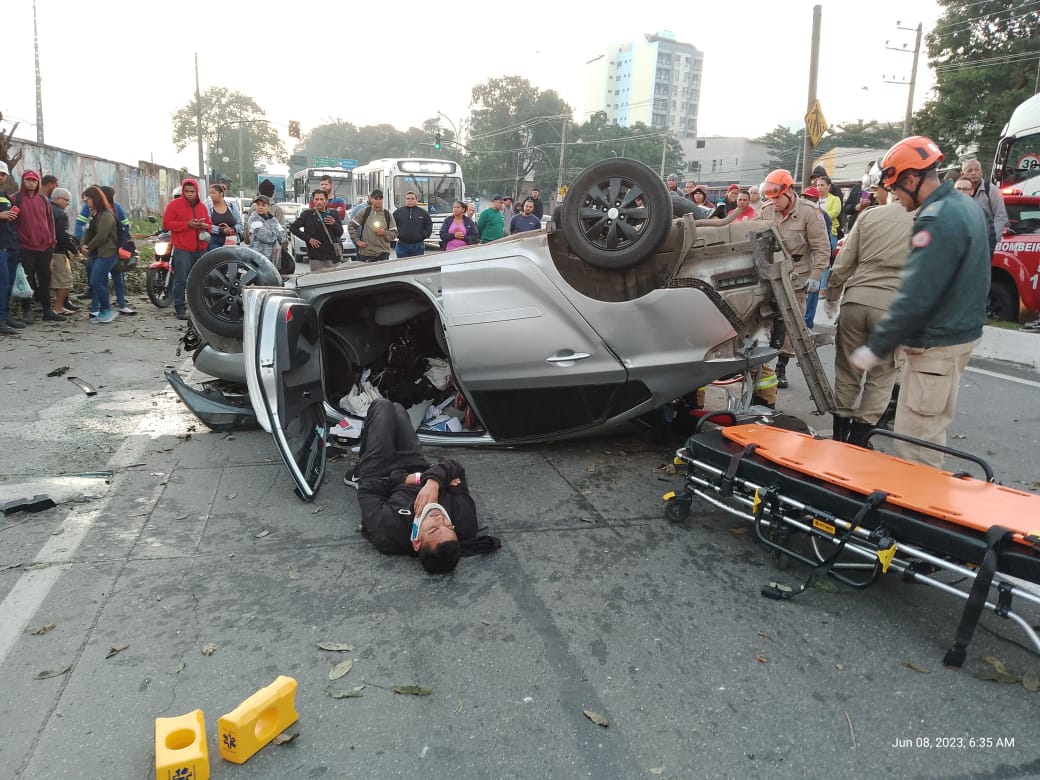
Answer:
[
  {"left": 833, "top": 302, "right": 900, "bottom": 423},
  {"left": 893, "top": 338, "right": 980, "bottom": 469}
]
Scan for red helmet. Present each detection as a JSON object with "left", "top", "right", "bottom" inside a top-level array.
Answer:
[
  {"left": 879, "top": 136, "right": 944, "bottom": 190},
  {"left": 762, "top": 169, "right": 794, "bottom": 200}
]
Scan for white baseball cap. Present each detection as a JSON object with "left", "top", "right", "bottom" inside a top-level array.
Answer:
[{"left": 0, "top": 162, "right": 9, "bottom": 175}]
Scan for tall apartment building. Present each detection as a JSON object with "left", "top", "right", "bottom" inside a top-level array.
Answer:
[{"left": 585, "top": 31, "right": 703, "bottom": 138}]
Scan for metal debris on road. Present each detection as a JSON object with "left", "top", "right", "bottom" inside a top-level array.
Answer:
[{"left": 66, "top": 376, "right": 97, "bottom": 396}]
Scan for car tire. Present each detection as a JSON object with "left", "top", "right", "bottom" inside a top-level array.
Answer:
[
  {"left": 562, "top": 158, "right": 672, "bottom": 270},
  {"left": 186, "top": 246, "right": 283, "bottom": 339},
  {"left": 987, "top": 277, "right": 1019, "bottom": 322}
]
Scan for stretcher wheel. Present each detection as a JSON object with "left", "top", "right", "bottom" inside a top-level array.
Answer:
[{"left": 665, "top": 497, "right": 691, "bottom": 523}]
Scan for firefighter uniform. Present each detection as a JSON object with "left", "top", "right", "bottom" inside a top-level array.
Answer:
[
  {"left": 866, "top": 181, "right": 990, "bottom": 467},
  {"left": 758, "top": 196, "right": 831, "bottom": 361}
]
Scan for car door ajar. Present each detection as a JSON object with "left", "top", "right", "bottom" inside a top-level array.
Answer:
[
  {"left": 247, "top": 290, "right": 327, "bottom": 499},
  {"left": 441, "top": 255, "right": 631, "bottom": 441}
]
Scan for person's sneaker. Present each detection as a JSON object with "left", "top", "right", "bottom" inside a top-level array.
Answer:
[
  {"left": 1023, "top": 319, "right": 1040, "bottom": 331},
  {"left": 96, "top": 309, "right": 119, "bottom": 324},
  {"left": 62, "top": 300, "right": 80, "bottom": 311},
  {"left": 42, "top": 309, "right": 66, "bottom": 322},
  {"left": 175, "top": 311, "right": 189, "bottom": 321},
  {"left": 75, "top": 291, "right": 92, "bottom": 301},
  {"left": 118, "top": 306, "right": 137, "bottom": 315},
  {"left": 89, "top": 310, "right": 100, "bottom": 318},
  {"left": 5, "top": 319, "right": 26, "bottom": 329},
  {"left": 0, "top": 322, "right": 21, "bottom": 335},
  {"left": 343, "top": 464, "right": 360, "bottom": 489}
]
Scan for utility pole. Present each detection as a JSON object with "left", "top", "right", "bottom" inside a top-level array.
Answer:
[
  {"left": 801, "top": 5, "right": 822, "bottom": 189},
  {"left": 194, "top": 53, "right": 205, "bottom": 180},
  {"left": 238, "top": 125, "right": 244, "bottom": 197},
  {"left": 32, "top": 0, "right": 44, "bottom": 144},
  {"left": 885, "top": 21, "right": 923, "bottom": 135},
  {"left": 659, "top": 131, "right": 669, "bottom": 178},
  {"left": 556, "top": 118, "right": 568, "bottom": 203}
]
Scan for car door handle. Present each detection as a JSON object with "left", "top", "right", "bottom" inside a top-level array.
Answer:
[{"left": 546, "top": 351, "right": 591, "bottom": 363}]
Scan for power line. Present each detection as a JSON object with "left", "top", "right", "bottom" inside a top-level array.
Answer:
[
  {"left": 934, "top": 50, "right": 1040, "bottom": 72},
  {"left": 937, "top": 3, "right": 1037, "bottom": 34}
]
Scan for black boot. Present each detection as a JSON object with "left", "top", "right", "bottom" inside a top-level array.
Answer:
[
  {"left": 876, "top": 384, "right": 900, "bottom": 431},
  {"left": 42, "top": 309, "right": 66, "bottom": 322},
  {"left": 20, "top": 302, "right": 33, "bottom": 324},
  {"left": 0, "top": 322, "right": 20, "bottom": 335},
  {"left": 847, "top": 421, "right": 875, "bottom": 448},
  {"left": 775, "top": 359, "right": 789, "bottom": 389},
  {"left": 832, "top": 415, "right": 851, "bottom": 442}
]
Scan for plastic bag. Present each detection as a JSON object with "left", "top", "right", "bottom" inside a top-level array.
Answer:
[{"left": 11, "top": 263, "right": 34, "bottom": 299}]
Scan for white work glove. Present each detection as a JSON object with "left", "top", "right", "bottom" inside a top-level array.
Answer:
[
  {"left": 804, "top": 278, "right": 821, "bottom": 294},
  {"left": 851, "top": 345, "right": 881, "bottom": 371},
  {"left": 823, "top": 299, "right": 839, "bottom": 320}
]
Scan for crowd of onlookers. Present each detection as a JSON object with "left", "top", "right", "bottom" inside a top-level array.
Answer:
[{"left": 0, "top": 165, "right": 140, "bottom": 333}]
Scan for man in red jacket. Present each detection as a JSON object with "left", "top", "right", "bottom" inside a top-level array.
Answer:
[
  {"left": 162, "top": 178, "right": 212, "bottom": 321},
  {"left": 13, "top": 170, "right": 63, "bottom": 322}
]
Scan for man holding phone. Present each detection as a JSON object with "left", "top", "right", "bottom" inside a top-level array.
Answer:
[
  {"left": 289, "top": 189, "right": 344, "bottom": 272},
  {"left": 162, "top": 178, "right": 212, "bottom": 320}
]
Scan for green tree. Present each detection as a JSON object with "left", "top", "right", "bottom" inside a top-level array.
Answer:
[
  {"left": 466, "top": 77, "right": 572, "bottom": 200},
  {"left": 172, "top": 87, "right": 286, "bottom": 192},
  {"left": 914, "top": 0, "right": 1038, "bottom": 166},
  {"left": 293, "top": 120, "right": 432, "bottom": 172},
  {"left": 757, "top": 125, "right": 804, "bottom": 173},
  {"left": 561, "top": 112, "right": 684, "bottom": 184}
]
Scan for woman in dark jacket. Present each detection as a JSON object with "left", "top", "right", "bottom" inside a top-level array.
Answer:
[
  {"left": 79, "top": 185, "right": 119, "bottom": 323},
  {"left": 439, "top": 200, "right": 479, "bottom": 250}
]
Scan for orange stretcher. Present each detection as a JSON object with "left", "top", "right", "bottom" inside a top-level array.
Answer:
[{"left": 667, "top": 419, "right": 1040, "bottom": 666}]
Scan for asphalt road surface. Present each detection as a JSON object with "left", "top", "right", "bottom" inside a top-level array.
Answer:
[{"left": 0, "top": 303, "right": 1038, "bottom": 779}]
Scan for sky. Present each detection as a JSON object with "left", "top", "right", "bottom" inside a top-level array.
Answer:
[{"left": 3, "top": 0, "right": 942, "bottom": 175}]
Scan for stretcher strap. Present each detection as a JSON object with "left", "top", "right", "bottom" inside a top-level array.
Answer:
[
  {"left": 943, "top": 524, "right": 1014, "bottom": 668},
  {"left": 761, "top": 490, "right": 888, "bottom": 601},
  {"left": 720, "top": 443, "right": 758, "bottom": 497}
]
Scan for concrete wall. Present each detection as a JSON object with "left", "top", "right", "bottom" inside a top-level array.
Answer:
[{"left": 5, "top": 139, "right": 195, "bottom": 217}]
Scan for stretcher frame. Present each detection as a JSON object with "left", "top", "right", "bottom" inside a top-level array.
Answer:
[{"left": 666, "top": 417, "right": 1040, "bottom": 665}]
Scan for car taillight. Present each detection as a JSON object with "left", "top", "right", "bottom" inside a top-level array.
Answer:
[{"left": 1001, "top": 187, "right": 1023, "bottom": 196}]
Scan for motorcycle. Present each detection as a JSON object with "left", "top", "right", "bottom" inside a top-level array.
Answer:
[{"left": 146, "top": 228, "right": 174, "bottom": 308}]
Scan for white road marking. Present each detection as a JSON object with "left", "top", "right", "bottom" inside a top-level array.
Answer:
[
  {"left": 966, "top": 366, "right": 1040, "bottom": 388},
  {"left": 0, "top": 364, "right": 190, "bottom": 667}
]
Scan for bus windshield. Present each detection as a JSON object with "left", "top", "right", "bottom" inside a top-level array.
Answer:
[
  {"left": 392, "top": 174, "right": 462, "bottom": 215},
  {"left": 292, "top": 168, "right": 355, "bottom": 204},
  {"left": 994, "top": 93, "right": 1040, "bottom": 195}
]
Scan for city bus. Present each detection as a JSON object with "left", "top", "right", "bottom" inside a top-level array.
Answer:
[
  {"left": 350, "top": 158, "right": 465, "bottom": 246},
  {"left": 291, "top": 167, "right": 355, "bottom": 205},
  {"left": 994, "top": 92, "right": 1040, "bottom": 196}
]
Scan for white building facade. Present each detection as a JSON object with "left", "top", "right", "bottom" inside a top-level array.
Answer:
[
  {"left": 585, "top": 31, "right": 703, "bottom": 138},
  {"left": 678, "top": 137, "right": 773, "bottom": 188}
]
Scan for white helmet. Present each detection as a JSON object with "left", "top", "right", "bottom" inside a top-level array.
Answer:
[{"left": 173, "top": 186, "right": 182, "bottom": 198}]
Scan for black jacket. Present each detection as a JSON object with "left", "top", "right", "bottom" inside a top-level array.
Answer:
[
  {"left": 50, "top": 201, "right": 76, "bottom": 254},
  {"left": 392, "top": 205, "right": 433, "bottom": 243},
  {"left": 529, "top": 197, "right": 544, "bottom": 219},
  {"left": 438, "top": 215, "right": 479, "bottom": 248},
  {"left": 289, "top": 208, "right": 344, "bottom": 262},
  {"left": 358, "top": 459, "right": 478, "bottom": 555}
]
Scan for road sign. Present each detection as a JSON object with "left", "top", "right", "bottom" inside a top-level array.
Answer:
[
  {"left": 805, "top": 100, "right": 828, "bottom": 147},
  {"left": 559, "top": 185, "right": 568, "bottom": 197},
  {"left": 337, "top": 159, "right": 358, "bottom": 170},
  {"left": 314, "top": 156, "right": 336, "bottom": 167}
]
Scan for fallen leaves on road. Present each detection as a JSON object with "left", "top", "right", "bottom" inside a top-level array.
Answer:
[
  {"left": 904, "top": 660, "right": 930, "bottom": 674},
  {"left": 327, "top": 687, "right": 365, "bottom": 699},
  {"left": 653, "top": 463, "right": 677, "bottom": 476},
  {"left": 201, "top": 643, "right": 217, "bottom": 656},
  {"left": 168, "top": 663, "right": 185, "bottom": 675},
  {"left": 317, "top": 642, "right": 355, "bottom": 652},
  {"left": 272, "top": 731, "right": 299, "bottom": 745},
  {"left": 328, "top": 660, "right": 353, "bottom": 681},
  {"left": 106, "top": 644, "right": 129, "bottom": 659},
  {"left": 975, "top": 655, "right": 1019, "bottom": 684},
  {"left": 393, "top": 685, "right": 432, "bottom": 696},
  {"left": 755, "top": 654, "right": 768, "bottom": 664},
  {"left": 583, "top": 709, "right": 609, "bottom": 727},
  {"left": 28, "top": 623, "right": 56, "bottom": 635},
  {"left": 727, "top": 527, "right": 749, "bottom": 536},
  {"left": 34, "top": 664, "right": 72, "bottom": 680},
  {"left": 288, "top": 564, "right": 301, "bottom": 580},
  {"left": 1023, "top": 669, "right": 1040, "bottom": 692}
]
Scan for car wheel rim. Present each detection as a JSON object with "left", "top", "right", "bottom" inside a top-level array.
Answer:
[
  {"left": 200, "top": 260, "right": 258, "bottom": 324},
  {"left": 576, "top": 175, "right": 650, "bottom": 252}
]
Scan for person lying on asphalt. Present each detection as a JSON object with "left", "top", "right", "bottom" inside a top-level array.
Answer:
[{"left": 349, "top": 398, "right": 500, "bottom": 574}]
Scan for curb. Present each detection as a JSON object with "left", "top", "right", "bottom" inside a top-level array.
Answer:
[{"left": 814, "top": 310, "right": 1038, "bottom": 370}]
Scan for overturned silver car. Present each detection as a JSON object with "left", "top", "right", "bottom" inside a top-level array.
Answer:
[{"left": 169, "top": 159, "right": 796, "bottom": 498}]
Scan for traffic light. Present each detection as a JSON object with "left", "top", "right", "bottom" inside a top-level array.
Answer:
[
  {"left": 288, "top": 120, "right": 301, "bottom": 139},
  {"left": 434, "top": 131, "right": 442, "bottom": 150}
]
